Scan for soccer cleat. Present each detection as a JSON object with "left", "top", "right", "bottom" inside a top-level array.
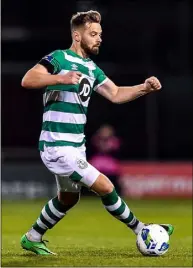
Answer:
[
  {"left": 20, "top": 234, "right": 56, "bottom": 255},
  {"left": 159, "top": 224, "right": 174, "bottom": 236}
]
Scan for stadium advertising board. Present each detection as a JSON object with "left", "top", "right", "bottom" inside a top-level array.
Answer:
[{"left": 119, "top": 162, "right": 192, "bottom": 198}]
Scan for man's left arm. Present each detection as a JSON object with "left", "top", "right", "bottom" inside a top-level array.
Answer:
[{"left": 96, "top": 76, "right": 162, "bottom": 104}]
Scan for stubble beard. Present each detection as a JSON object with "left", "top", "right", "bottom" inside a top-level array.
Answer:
[{"left": 81, "top": 40, "right": 99, "bottom": 56}]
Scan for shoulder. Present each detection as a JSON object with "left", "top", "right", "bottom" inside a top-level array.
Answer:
[
  {"left": 45, "top": 50, "right": 66, "bottom": 65},
  {"left": 93, "top": 63, "right": 105, "bottom": 76},
  {"left": 49, "top": 49, "right": 64, "bottom": 57}
]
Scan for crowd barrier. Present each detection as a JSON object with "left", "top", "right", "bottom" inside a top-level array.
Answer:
[{"left": 2, "top": 162, "right": 192, "bottom": 199}]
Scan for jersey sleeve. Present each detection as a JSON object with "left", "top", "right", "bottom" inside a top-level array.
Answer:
[
  {"left": 93, "top": 67, "right": 109, "bottom": 91},
  {"left": 39, "top": 50, "right": 63, "bottom": 74}
]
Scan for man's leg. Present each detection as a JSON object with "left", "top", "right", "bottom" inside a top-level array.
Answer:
[
  {"left": 90, "top": 174, "right": 144, "bottom": 234},
  {"left": 90, "top": 173, "right": 174, "bottom": 236},
  {"left": 54, "top": 146, "right": 173, "bottom": 236},
  {"left": 68, "top": 158, "right": 144, "bottom": 234},
  {"left": 26, "top": 192, "right": 80, "bottom": 241},
  {"left": 21, "top": 174, "right": 81, "bottom": 255}
]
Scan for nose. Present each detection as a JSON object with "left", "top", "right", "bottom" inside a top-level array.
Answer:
[{"left": 97, "top": 35, "right": 102, "bottom": 43}]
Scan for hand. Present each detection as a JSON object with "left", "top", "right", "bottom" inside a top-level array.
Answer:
[
  {"left": 58, "top": 71, "right": 82, "bottom": 85},
  {"left": 144, "top": 76, "right": 162, "bottom": 93}
]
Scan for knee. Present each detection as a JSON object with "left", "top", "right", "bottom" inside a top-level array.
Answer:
[
  {"left": 91, "top": 174, "right": 115, "bottom": 196},
  {"left": 58, "top": 192, "right": 80, "bottom": 208},
  {"left": 99, "top": 183, "right": 114, "bottom": 195}
]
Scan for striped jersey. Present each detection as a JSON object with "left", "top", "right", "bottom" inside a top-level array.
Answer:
[{"left": 39, "top": 49, "right": 108, "bottom": 151}]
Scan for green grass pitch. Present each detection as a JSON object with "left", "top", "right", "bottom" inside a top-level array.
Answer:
[{"left": 2, "top": 197, "right": 192, "bottom": 267}]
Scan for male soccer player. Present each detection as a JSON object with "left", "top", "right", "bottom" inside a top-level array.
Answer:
[{"left": 20, "top": 10, "right": 174, "bottom": 255}]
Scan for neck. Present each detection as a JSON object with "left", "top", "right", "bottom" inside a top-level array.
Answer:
[{"left": 69, "top": 43, "right": 88, "bottom": 58}]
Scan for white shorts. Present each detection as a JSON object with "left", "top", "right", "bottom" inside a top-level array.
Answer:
[{"left": 40, "top": 145, "right": 100, "bottom": 193}]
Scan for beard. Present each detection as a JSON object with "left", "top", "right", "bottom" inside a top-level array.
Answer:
[{"left": 81, "top": 40, "right": 100, "bottom": 56}]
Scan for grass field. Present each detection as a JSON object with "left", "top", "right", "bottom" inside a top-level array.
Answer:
[{"left": 1, "top": 197, "right": 192, "bottom": 267}]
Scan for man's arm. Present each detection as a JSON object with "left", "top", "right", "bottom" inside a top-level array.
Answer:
[
  {"left": 21, "top": 64, "right": 82, "bottom": 89},
  {"left": 96, "top": 77, "right": 162, "bottom": 104}
]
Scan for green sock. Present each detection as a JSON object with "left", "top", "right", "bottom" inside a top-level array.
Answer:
[
  {"left": 101, "top": 188, "right": 140, "bottom": 229},
  {"left": 32, "top": 196, "right": 67, "bottom": 235}
]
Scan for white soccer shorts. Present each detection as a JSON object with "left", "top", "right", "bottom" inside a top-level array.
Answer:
[{"left": 40, "top": 145, "right": 100, "bottom": 192}]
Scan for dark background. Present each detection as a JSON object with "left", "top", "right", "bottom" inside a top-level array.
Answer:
[{"left": 2, "top": 0, "right": 193, "bottom": 161}]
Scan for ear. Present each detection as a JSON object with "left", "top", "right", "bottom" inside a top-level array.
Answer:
[{"left": 73, "top": 30, "right": 81, "bottom": 42}]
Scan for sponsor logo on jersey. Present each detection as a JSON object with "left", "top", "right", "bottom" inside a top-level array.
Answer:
[
  {"left": 71, "top": 64, "right": 78, "bottom": 70},
  {"left": 78, "top": 78, "right": 91, "bottom": 102}
]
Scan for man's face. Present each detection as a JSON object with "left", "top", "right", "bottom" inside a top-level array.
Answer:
[{"left": 80, "top": 22, "right": 102, "bottom": 55}]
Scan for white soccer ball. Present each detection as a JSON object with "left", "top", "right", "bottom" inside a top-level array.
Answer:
[{"left": 136, "top": 224, "right": 170, "bottom": 256}]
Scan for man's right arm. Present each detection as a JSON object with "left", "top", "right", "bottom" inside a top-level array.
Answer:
[{"left": 21, "top": 64, "right": 82, "bottom": 89}]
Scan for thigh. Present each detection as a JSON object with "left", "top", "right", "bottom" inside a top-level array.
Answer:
[
  {"left": 55, "top": 175, "right": 81, "bottom": 193},
  {"left": 41, "top": 146, "right": 100, "bottom": 188}
]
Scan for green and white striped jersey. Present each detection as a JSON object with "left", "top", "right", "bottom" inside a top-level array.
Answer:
[{"left": 39, "top": 49, "right": 108, "bottom": 151}]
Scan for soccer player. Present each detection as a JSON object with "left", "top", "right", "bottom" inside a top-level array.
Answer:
[{"left": 20, "top": 10, "right": 174, "bottom": 255}]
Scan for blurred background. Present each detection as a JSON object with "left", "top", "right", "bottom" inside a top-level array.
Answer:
[{"left": 2, "top": 0, "right": 192, "bottom": 199}]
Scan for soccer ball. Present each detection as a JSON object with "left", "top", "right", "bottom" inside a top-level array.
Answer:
[{"left": 136, "top": 224, "right": 170, "bottom": 256}]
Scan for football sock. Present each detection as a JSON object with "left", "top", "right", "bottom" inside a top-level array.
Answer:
[
  {"left": 27, "top": 196, "right": 67, "bottom": 241},
  {"left": 101, "top": 188, "right": 144, "bottom": 234}
]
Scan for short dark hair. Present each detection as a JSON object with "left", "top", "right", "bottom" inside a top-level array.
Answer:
[{"left": 70, "top": 10, "right": 101, "bottom": 31}]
